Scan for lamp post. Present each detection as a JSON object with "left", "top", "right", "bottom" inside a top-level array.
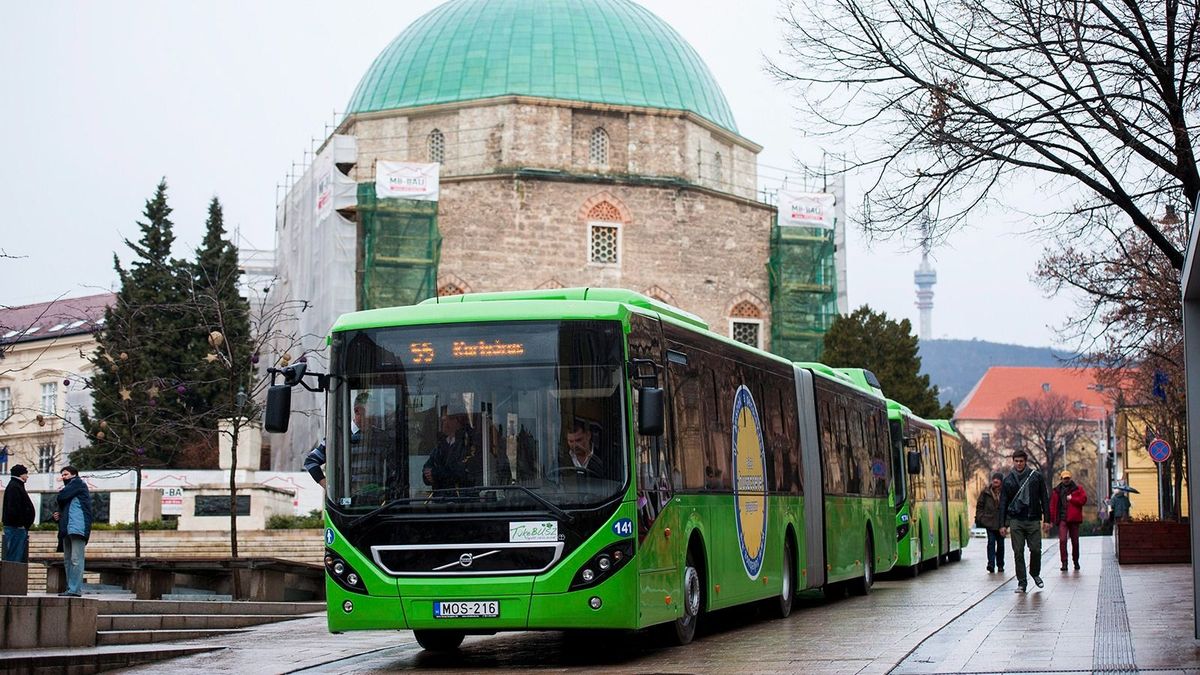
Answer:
[{"left": 1074, "top": 400, "right": 1111, "bottom": 519}]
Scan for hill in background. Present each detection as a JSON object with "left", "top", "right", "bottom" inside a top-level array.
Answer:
[{"left": 918, "top": 339, "right": 1077, "bottom": 408}]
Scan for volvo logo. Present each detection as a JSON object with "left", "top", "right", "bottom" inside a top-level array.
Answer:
[{"left": 432, "top": 549, "right": 502, "bottom": 572}]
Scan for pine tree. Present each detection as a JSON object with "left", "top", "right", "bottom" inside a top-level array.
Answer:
[
  {"left": 75, "top": 180, "right": 197, "bottom": 470},
  {"left": 190, "top": 197, "right": 252, "bottom": 421},
  {"left": 820, "top": 305, "right": 954, "bottom": 418}
]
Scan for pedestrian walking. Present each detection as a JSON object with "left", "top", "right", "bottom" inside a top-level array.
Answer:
[
  {"left": 1110, "top": 488, "right": 1132, "bottom": 523},
  {"left": 974, "top": 472, "right": 1005, "bottom": 574},
  {"left": 1049, "top": 470, "right": 1087, "bottom": 571},
  {"left": 51, "top": 466, "right": 92, "bottom": 597},
  {"left": 999, "top": 450, "right": 1050, "bottom": 593},
  {"left": 2, "top": 465, "right": 35, "bottom": 563}
]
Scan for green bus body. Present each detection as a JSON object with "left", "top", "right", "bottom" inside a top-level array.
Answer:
[
  {"left": 888, "top": 404, "right": 970, "bottom": 573},
  {"left": 314, "top": 288, "right": 896, "bottom": 642}
]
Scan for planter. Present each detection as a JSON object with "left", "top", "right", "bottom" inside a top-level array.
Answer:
[{"left": 1116, "top": 520, "right": 1191, "bottom": 563}]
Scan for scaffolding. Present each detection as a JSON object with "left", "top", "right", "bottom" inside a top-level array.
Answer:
[
  {"left": 768, "top": 220, "right": 838, "bottom": 362},
  {"left": 356, "top": 183, "right": 442, "bottom": 310}
]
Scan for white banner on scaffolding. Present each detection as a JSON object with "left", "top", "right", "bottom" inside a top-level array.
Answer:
[
  {"left": 778, "top": 191, "right": 836, "bottom": 228},
  {"left": 375, "top": 161, "right": 440, "bottom": 201}
]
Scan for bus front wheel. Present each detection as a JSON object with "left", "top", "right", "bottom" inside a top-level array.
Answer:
[
  {"left": 670, "top": 546, "right": 703, "bottom": 645},
  {"left": 414, "top": 629, "right": 465, "bottom": 652}
]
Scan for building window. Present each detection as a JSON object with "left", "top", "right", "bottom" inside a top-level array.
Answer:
[
  {"left": 38, "top": 444, "right": 55, "bottom": 473},
  {"left": 589, "top": 127, "right": 609, "bottom": 166},
  {"left": 438, "top": 283, "right": 465, "bottom": 297},
  {"left": 981, "top": 432, "right": 991, "bottom": 450},
  {"left": 0, "top": 446, "right": 8, "bottom": 474},
  {"left": 586, "top": 200, "right": 622, "bottom": 266},
  {"left": 713, "top": 151, "right": 723, "bottom": 185},
  {"left": 729, "top": 299, "right": 764, "bottom": 349},
  {"left": 589, "top": 224, "right": 620, "bottom": 264},
  {"left": 732, "top": 321, "right": 762, "bottom": 348},
  {"left": 428, "top": 128, "right": 445, "bottom": 164},
  {"left": 41, "top": 382, "right": 58, "bottom": 415},
  {"left": 0, "top": 387, "right": 10, "bottom": 420}
]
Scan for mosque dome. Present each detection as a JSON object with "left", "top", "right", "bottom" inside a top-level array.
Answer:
[{"left": 346, "top": 0, "right": 738, "bottom": 133}]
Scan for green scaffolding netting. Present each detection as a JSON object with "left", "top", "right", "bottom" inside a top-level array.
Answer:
[
  {"left": 357, "top": 183, "right": 442, "bottom": 310},
  {"left": 768, "top": 222, "right": 838, "bottom": 362}
]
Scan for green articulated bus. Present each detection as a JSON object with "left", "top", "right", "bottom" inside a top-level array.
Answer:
[
  {"left": 264, "top": 288, "right": 896, "bottom": 651},
  {"left": 931, "top": 419, "right": 970, "bottom": 562},
  {"left": 889, "top": 402, "right": 969, "bottom": 575}
]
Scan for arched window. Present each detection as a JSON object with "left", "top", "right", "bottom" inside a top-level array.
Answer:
[
  {"left": 437, "top": 283, "right": 465, "bottom": 297},
  {"left": 428, "top": 129, "right": 445, "bottom": 164},
  {"left": 730, "top": 300, "right": 763, "bottom": 348},
  {"left": 589, "top": 127, "right": 609, "bottom": 166},
  {"left": 587, "top": 201, "right": 622, "bottom": 265},
  {"left": 644, "top": 285, "right": 675, "bottom": 305}
]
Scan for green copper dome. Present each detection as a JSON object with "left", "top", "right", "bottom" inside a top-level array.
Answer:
[{"left": 347, "top": 0, "right": 738, "bottom": 132}]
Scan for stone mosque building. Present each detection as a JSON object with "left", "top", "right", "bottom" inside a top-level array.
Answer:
[{"left": 269, "top": 0, "right": 840, "bottom": 467}]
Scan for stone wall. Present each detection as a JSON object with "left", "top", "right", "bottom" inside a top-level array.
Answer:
[
  {"left": 347, "top": 98, "right": 760, "bottom": 201},
  {"left": 435, "top": 177, "right": 774, "bottom": 341}
]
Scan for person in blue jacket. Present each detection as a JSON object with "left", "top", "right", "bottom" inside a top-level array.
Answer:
[{"left": 51, "top": 466, "right": 92, "bottom": 597}]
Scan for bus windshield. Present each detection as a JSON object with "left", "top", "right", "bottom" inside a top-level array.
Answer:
[{"left": 325, "top": 320, "right": 627, "bottom": 514}]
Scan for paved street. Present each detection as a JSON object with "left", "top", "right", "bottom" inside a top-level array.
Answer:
[{"left": 89, "top": 535, "right": 1200, "bottom": 673}]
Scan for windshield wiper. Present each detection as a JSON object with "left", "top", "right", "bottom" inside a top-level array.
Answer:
[
  {"left": 480, "top": 484, "right": 575, "bottom": 524},
  {"left": 347, "top": 497, "right": 426, "bottom": 529}
]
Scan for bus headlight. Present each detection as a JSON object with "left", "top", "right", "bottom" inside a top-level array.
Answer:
[
  {"left": 570, "top": 541, "right": 634, "bottom": 591},
  {"left": 325, "top": 548, "right": 368, "bottom": 595}
]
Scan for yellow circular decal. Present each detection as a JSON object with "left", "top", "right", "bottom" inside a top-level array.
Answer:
[{"left": 732, "top": 385, "right": 767, "bottom": 579}]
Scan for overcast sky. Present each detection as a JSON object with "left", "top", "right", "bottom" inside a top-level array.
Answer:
[{"left": 0, "top": 0, "right": 1079, "bottom": 348}]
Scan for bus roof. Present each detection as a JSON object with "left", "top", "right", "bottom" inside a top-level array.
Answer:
[
  {"left": 929, "top": 419, "right": 960, "bottom": 437},
  {"left": 420, "top": 287, "right": 707, "bottom": 330},
  {"left": 795, "top": 362, "right": 883, "bottom": 400}
]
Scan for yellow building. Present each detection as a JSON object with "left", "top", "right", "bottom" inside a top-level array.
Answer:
[
  {"left": 0, "top": 293, "right": 112, "bottom": 474},
  {"left": 1114, "top": 406, "right": 1189, "bottom": 519}
]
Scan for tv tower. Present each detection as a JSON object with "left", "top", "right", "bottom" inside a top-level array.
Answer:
[{"left": 913, "top": 217, "right": 937, "bottom": 341}]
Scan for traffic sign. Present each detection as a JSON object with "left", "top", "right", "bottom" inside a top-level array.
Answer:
[{"left": 1148, "top": 437, "right": 1172, "bottom": 463}]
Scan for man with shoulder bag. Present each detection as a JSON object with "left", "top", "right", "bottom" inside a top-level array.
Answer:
[{"left": 999, "top": 450, "right": 1050, "bottom": 593}]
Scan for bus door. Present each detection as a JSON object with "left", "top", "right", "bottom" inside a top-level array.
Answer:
[{"left": 628, "top": 312, "right": 681, "bottom": 626}]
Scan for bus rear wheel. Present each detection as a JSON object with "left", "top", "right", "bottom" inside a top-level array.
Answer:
[
  {"left": 670, "top": 546, "right": 703, "bottom": 645},
  {"left": 850, "top": 534, "right": 874, "bottom": 596},
  {"left": 771, "top": 538, "right": 795, "bottom": 618},
  {"left": 413, "top": 629, "right": 465, "bottom": 652}
]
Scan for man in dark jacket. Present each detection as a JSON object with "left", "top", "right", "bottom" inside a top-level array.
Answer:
[
  {"left": 999, "top": 450, "right": 1050, "bottom": 593},
  {"left": 52, "top": 466, "right": 92, "bottom": 597},
  {"left": 975, "top": 472, "right": 1005, "bottom": 574},
  {"left": 2, "top": 465, "right": 36, "bottom": 562}
]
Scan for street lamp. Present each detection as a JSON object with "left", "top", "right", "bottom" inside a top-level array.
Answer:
[{"left": 1074, "top": 400, "right": 1112, "bottom": 517}]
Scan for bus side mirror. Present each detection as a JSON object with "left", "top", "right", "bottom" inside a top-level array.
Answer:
[
  {"left": 264, "top": 385, "right": 292, "bottom": 433},
  {"left": 906, "top": 450, "right": 922, "bottom": 475},
  {"left": 638, "top": 387, "right": 664, "bottom": 436}
]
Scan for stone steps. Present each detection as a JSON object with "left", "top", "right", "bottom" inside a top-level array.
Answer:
[
  {"left": 98, "top": 598, "right": 324, "bottom": 615},
  {"left": 98, "top": 613, "right": 308, "bottom": 631},
  {"left": 96, "top": 628, "right": 249, "bottom": 646}
]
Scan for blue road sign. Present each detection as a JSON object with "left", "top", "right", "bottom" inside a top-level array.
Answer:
[{"left": 1148, "top": 438, "right": 1172, "bottom": 463}]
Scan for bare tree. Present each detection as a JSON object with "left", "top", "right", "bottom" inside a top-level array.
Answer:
[
  {"left": 771, "top": 0, "right": 1199, "bottom": 268},
  {"left": 994, "top": 392, "right": 1088, "bottom": 480}
]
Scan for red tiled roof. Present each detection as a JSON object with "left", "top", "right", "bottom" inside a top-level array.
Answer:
[
  {"left": 0, "top": 292, "right": 114, "bottom": 345},
  {"left": 955, "top": 366, "right": 1111, "bottom": 422}
]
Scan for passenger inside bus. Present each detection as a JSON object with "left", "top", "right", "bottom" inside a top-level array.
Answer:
[{"left": 422, "top": 403, "right": 511, "bottom": 492}]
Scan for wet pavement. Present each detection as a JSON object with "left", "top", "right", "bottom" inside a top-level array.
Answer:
[{"left": 70, "top": 536, "right": 1200, "bottom": 673}]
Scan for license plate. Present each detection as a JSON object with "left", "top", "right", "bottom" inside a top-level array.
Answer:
[{"left": 433, "top": 600, "right": 499, "bottom": 618}]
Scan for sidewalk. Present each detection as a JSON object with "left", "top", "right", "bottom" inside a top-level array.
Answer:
[{"left": 893, "top": 535, "right": 1200, "bottom": 673}]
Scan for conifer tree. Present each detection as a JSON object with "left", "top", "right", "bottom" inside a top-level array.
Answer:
[
  {"left": 76, "top": 179, "right": 197, "bottom": 471},
  {"left": 820, "top": 305, "right": 953, "bottom": 419}
]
